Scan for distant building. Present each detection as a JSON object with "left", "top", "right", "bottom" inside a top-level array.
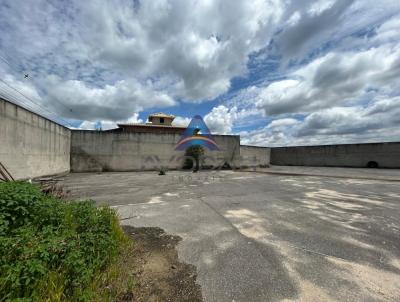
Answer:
[
  {"left": 147, "top": 112, "right": 175, "bottom": 125},
  {"left": 117, "top": 112, "right": 186, "bottom": 134}
]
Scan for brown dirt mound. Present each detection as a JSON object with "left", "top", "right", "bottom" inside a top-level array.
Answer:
[{"left": 118, "top": 226, "right": 203, "bottom": 302}]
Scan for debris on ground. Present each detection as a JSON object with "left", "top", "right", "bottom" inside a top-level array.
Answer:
[
  {"left": 33, "top": 176, "right": 70, "bottom": 198},
  {"left": 0, "top": 161, "right": 14, "bottom": 182}
]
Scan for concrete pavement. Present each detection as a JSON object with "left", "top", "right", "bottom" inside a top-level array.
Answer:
[
  {"left": 250, "top": 165, "right": 400, "bottom": 181},
  {"left": 62, "top": 170, "right": 400, "bottom": 301}
]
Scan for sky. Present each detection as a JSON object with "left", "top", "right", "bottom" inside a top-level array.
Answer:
[{"left": 0, "top": 0, "right": 399, "bottom": 146}]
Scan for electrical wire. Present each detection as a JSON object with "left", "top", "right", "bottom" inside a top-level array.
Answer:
[
  {"left": 0, "top": 87, "right": 67, "bottom": 126},
  {"left": 0, "top": 85, "right": 69, "bottom": 127},
  {"left": 0, "top": 79, "right": 72, "bottom": 127},
  {"left": 0, "top": 55, "right": 13, "bottom": 68},
  {"left": 0, "top": 51, "right": 22, "bottom": 73},
  {"left": 0, "top": 88, "right": 43, "bottom": 114},
  {"left": 0, "top": 49, "right": 74, "bottom": 114}
]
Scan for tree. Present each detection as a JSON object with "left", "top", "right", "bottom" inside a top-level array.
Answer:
[{"left": 185, "top": 145, "right": 205, "bottom": 172}]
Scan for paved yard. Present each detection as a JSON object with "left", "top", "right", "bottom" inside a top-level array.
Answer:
[{"left": 62, "top": 169, "right": 400, "bottom": 302}]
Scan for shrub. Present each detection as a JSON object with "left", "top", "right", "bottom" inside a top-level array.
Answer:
[
  {"left": 0, "top": 181, "right": 42, "bottom": 230},
  {"left": 0, "top": 181, "right": 128, "bottom": 301}
]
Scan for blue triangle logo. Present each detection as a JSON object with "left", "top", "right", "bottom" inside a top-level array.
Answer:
[{"left": 175, "top": 115, "right": 219, "bottom": 151}]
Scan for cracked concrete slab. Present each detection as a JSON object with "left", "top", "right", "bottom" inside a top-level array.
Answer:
[{"left": 62, "top": 170, "right": 400, "bottom": 301}]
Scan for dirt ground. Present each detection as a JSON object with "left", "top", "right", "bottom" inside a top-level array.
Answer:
[{"left": 118, "top": 226, "right": 202, "bottom": 302}]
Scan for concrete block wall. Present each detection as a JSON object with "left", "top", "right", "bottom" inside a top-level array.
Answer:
[
  {"left": 271, "top": 143, "right": 400, "bottom": 168},
  {"left": 0, "top": 98, "right": 71, "bottom": 179},
  {"left": 70, "top": 130, "right": 240, "bottom": 172},
  {"left": 240, "top": 145, "right": 271, "bottom": 168}
]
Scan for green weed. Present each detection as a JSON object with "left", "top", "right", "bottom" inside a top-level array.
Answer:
[{"left": 0, "top": 181, "right": 130, "bottom": 301}]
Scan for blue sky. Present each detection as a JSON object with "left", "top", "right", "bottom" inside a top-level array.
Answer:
[{"left": 0, "top": 0, "right": 400, "bottom": 146}]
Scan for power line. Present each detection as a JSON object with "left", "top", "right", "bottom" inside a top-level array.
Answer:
[
  {"left": 0, "top": 87, "right": 68, "bottom": 126},
  {"left": 0, "top": 50, "right": 74, "bottom": 113},
  {"left": 0, "top": 79, "right": 52, "bottom": 114},
  {"left": 0, "top": 88, "right": 43, "bottom": 114},
  {"left": 0, "top": 51, "right": 22, "bottom": 73},
  {"left": 0, "top": 85, "right": 48, "bottom": 115},
  {"left": 0, "top": 54, "right": 13, "bottom": 68},
  {"left": 0, "top": 49, "right": 15, "bottom": 61},
  {"left": 0, "top": 51, "right": 45, "bottom": 112},
  {"left": 0, "top": 78, "right": 72, "bottom": 127},
  {"left": 0, "top": 82, "right": 69, "bottom": 127},
  {"left": 0, "top": 89, "right": 60, "bottom": 124},
  {"left": 0, "top": 88, "right": 70, "bottom": 127}
]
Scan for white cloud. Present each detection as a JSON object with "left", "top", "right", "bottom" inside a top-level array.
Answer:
[
  {"left": 1, "top": 0, "right": 286, "bottom": 97},
  {"left": 241, "top": 96, "right": 400, "bottom": 147},
  {"left": 78, "top": 112, "right": 143, "bottom": 131},
  {"left": 126, "top": 113, "right": 143, "bottom": 124},
  {"left": 1, "top": 0, "right": 400, "bottom": 147},
  {"left": 272, "top": 0, "right": 400, "bottom": 63},
  {"left": 373, "top": 17, "right": 400, "bottom": 43},
  {"left": 309, "top": 0, "right": 336, "bottom": 16},
  {"left": 78, "top": 121, "right": 96, "bottom": 130},
  {"left": 267, "top": 118, "right": 300, "bottom": 128},
  {"left": 229, "top": 6, "right": 400, "bottom": 146},
  {"left": 44, "top": 75, "right": 175, "bottom": 121},
  {"left": 1, "top": 75, "right": 41, "bottom": 101},
  {"left": 256, "top": 44, "right": 400, "bottom": 116},
  {"left": 172, "top": 104, "right": 260, "bottom": 134},
  {"left": 272, "top": 0, "right": 353, "bottom": 63},
  {"left": 172, "top": 116, "right": 191, "bottom": 127},
  {"left": 204, "top": 105, "right": 238, "bottom": 134},
  {"left": 0, "top": 0, "right": 289, "bottom": 120}
]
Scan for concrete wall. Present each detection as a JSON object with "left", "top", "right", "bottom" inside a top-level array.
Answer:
[
  {"left": 70, "top": 130, "right": 240, "bottom": 172},
  {"left": 240, "top": 145, "right": 271, "bottom": 168},
  {"left": 0, "top": 98, "right": 71, "bottom": 179},
  {"left": 271, "top": 142, "right": 400, "bottom": 168},
  {"left": 5, "top": 96, "right": 400, "bottom": 176}
]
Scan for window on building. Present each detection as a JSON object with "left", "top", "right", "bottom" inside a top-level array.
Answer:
[{"left": 160, "top": 117, "right": 164, "bottom": 123}]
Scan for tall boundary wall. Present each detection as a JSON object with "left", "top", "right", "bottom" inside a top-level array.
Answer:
[
  {"left": 2, "top": 98, "right": 400, "bottom": 178},
  {"left": 240, "top": 145, "right": 271, "bottom": 168},
  {"left": 271, "top": 142, "right": 400, "bottom": 168},
  {"left": 70, "top": 130, "right": 240, "bottom": 172},
  {"left": 0, "top": 98, "right": 71, "bottom": 180}
]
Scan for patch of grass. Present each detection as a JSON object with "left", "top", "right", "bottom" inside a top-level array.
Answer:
[{"left": 0, "top": 181, "right": 132, "bottom": 301}]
